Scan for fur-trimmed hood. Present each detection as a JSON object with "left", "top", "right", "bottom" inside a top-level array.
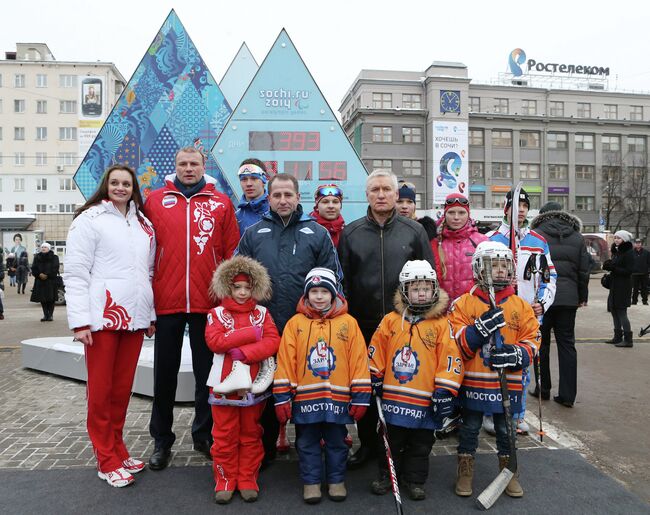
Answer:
[
  {"left": 210, "top": 255, "right": 272, "bottom": 302},
  {"left": 392, "top": 286, "right": 450, "bottom": 320},
  {"left": 531, "top": 210, "right": 582, "bottom": 234}
]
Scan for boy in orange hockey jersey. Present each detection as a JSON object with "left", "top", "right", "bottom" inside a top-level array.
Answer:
[
  {"left": 368, "top": 260, "right": 463, "bottom": 501},
  {"left": 273, "top": 267, "right": 371, "bottom": 504},
  {"left": 449, "top": 241, "right": 539, "bottom": 499}
]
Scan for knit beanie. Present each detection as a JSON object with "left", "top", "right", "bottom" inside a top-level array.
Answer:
[
  {"left": 444, "top": 193, "right": 470, "bottom": 215},
  {"left": 539, "top": 201, "right": 563, "bottom": 214},
  {"left": 614, "top": 230, "right": 633, "bottom": 243},
  {"left": 504, "top": 188, "right": 530, "bottom": 213},
  {"left": 398, "top": 184, "right": 416, "bottom": 203},
  {"left": 304, "top": 267, "right": 338, "bottom": 299}
]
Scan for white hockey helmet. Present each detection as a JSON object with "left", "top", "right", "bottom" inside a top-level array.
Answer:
[
  {"left": 399, "top": 260, "right": 439, "bottom": 313},
  {"left": 471, "top": 241, "right": 515, "bottom": 290}
]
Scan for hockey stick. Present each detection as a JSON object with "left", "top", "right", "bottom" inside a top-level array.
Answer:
[
  {"left": 376, "top": 396, "right": 404, "bottom": 515},
  {"left": 475, "top": 265, "right": 518, "bottom": 511}
]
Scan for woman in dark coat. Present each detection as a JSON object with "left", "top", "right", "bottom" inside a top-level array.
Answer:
[
  {"left": 30, "top": 242, "right": 60, "bottom": 321},
  {"left": 603, "top": 230, "right": 635, "bottom": 347},
  {"left": 16, "top": 251, "right": 30, "bottom": 294}
]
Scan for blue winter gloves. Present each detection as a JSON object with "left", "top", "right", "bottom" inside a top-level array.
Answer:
[
  {"left": 431, "top": 388, "right": 455, "bottom": 426},
  {"left": 489, "top": 343, "right": 530, "bottom": 370},
  {"left": 475, "top": 308, "right": 506, "bottom": 338}
]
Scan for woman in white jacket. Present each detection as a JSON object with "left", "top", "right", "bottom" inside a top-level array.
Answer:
[{"left": 64, "top": 165, "right": 156, "bottom": 488}]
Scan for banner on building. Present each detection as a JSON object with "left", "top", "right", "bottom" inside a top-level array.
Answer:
[
  {"left": 432, "top": 121, "right": 468, "bottom": 204},
  {"left": 78, "top": 76, "right": 105, "bottom": 159}
]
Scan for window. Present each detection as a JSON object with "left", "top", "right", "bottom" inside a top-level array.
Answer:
[
  {"left": 549, "top": 101, "right": 564, "bottom": 117},
  {"left": 14, "top": 99, "right": 25, "bottom": 113},
  {"left": 520, "top": 163, "right": 540, "bottom": 179},
  {"left": 402, "top": 160, "right": 422, "bottom": 176},
  {"left": 59, "top": 178, "right": 78, "bottom": 191},
  {"left": 36, "top": 152, "right": 47, "bottom": 166},
  {"left": 36, "top": 74, "right": 47, "bottom": 87},
  {"left": 547, "top": 195, "right": 568, "bottom": 210},
  {"left": 14, "top": 204, "right": 25, "bottom": 212},
  {"left": 603, "top": 166, "right": 622, "bottom": 182},
  {"left": 58, "top": 153, "right": 77, "bottom": 166},
  {"left": 528, "top": 194, "right": 541, "bottom": 210},
  {"left": 577, "top": 103, "right": 591, "bottom": 118},
  {"left": 630, "top": 106, "right": 643, "bottom": 121},
  {"left": 494, "top": 98, "right": 509, "bottom": 114},
  {"left": 59, "top": 100, "right": 76, "bottom": 113},
  {"left": 469, "top": 129, "right": 484, "bottom": 146},
  {"left": 372, "top": 93, "right": 392, "bottom": 109},
  {"left": 36, "top": 100, "right": 47, "bottom": 113},
  {"left": 469, "top": 193, "right": 485, "bottom": 208},
  {"left": 549, "top": 164, "right": 569, "bottom": 180},
  {"left": 469, "top": 162, "right": 484, "bottom": 179},
  {"left": 492, "top": 130, "right": 512, "bottom": 147},
  {"left": 36, "top": 204, "right": 47, "bottom": 213},
  {"left": 36, "top": 127, "right": 47, "bottom": 141},
  {"left": 520, "top": 131, "right": 540, "bottom": 148},
  {"left": 602, "top": 135, "right": 620, "bottom": 152},
  {"left": 628, "top": 136, "right": 646, "bottom": 153},
  {"left": 59, "top": 74, "right": 77, "bottom": 88},
  {"left": 14, "top": 74, "right": 25, "bottom": 88},
  {"left": 15, "top": 153, "right": 25, "bottom": 166},
  {"left": 469, "top": 97, "right": 481, "bottom": 112},
  {"left": 59, "top": 127, "right": 77, "bottom": 140},
  {"left": 372, "top": 126, "right": 392, "bottom": 143},
  {"left": 522, "top": 99, "right": 536, "bottom": 115},
  {"left": 59, "top": 204, "right": 77, "bottom": 213},
  {"left": 372, "top": 159, "right": 392, "bottom": 172},
  {"left": 604, "top": 104, "right": 618, "bottom": 119},
  {"left": 575, "top": 133, "right": 594, "bottom": 150},
  {"left": 402, "top": 94, "right": 421, "bottom": 109},
  {"left": 576, "top": 165, "right": 595, "bottom": 180},
  {"left": 574, "top": 196, "right": 594, "bottom": 211},
  {"left": 36, "top": 178, "right": 48, "bottom": 191},
  {"left": 14, "top": 178, "right": 25, "bottom": 191},
  {"left": 402, "top": 127, "right": 422, "bottom": 143},
  {"left": 630, "top": 167, "right": 646, "bottom": 181},
  {"left": 548, "top": 132, "right": 568, "bottom": 149},
  {"left": 14, "top": 127, "right": 25, "bottom": 140},
  {"left": 415, "top": 193, "right": 423, "bottom": 209},
  {"left": 492, "top": 162, "right": 513, "bottom": 178}
]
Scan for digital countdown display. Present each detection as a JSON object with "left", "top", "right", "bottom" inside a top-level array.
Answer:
[{"left": 212, "top": 30, "right": 368, "bottom": 221}]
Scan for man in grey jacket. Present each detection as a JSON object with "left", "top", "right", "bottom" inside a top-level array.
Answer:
[{"left": 338, "top": 170, "right": 435, "bottom": 468}]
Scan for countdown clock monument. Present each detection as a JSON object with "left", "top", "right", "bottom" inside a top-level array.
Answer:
[{"left": 212, "top": 29, "right": 369, "bottom": 221}]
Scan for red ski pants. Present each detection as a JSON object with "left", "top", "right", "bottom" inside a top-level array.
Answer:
[
  {"left": 211, "top": 401, "right": 266, "bottom": 492},
  {"left": 84, "top": 330, "right": 144, "bottom": 472}
]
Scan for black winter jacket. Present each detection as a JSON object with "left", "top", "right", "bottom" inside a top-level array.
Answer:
[
  {"left": 631, "top": 247, "right": 650, "bottom": 275},
  {"left": 236, "top": 204, "right": 341, "bottom": 333},
  {"left": 531, "top": 210, "right": 590, "bottom": 306},
  {"left": 30, "top": 251, "right": 60, "bottom": 303},
  {"left": 602, "top": 241, "right": 634, "bottom": 310},
  {"left": 338, "top": 208, "right": 435, "bottom": 341}
]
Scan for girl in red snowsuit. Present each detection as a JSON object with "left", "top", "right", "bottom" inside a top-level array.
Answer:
[{"left": 205, "top": 255, "right": 280, "bottom": 504}]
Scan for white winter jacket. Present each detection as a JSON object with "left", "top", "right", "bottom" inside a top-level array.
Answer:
[{"left": 64, "top": 200, "right": 156, "bottom": 332}]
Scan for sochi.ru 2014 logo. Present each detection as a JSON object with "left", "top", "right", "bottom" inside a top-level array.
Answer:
[
  {"left": 391, "top": 345, "right": 420, "bottom": 384},
  {"left": 508, "top": 48, "right": 527, "bottom": 77}
]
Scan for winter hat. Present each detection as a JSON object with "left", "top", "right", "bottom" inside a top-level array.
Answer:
[
  {"left": 398, "top": 183, "right": 416, "bottom": 203},
  {"left": 504, "top": 188, "right": 530, "bottom": 213},
  {"left": 233, "top": 273, "right": 250, "bottom": 283},
  {"left": 314, "top": 184, "right": 343, "bottom": 207},
  {"left": 40, "top": 242, "right": 52, "bottom": 250},
  {"left": 444, "top": 193, "right": 470, "bottom": 214},
  {"left": 238, "top": 163, "right": 268, "bottom": 184},
  {"left": 304, "top": 267, "right": 338, "bottom": 299},
  {"left": 210, "top": 255, "right": 272, "bottom": 302},
  {"left": 539, "top": 201, "right": 563, "bottom": 214},
  {"left": 614, "top": 230, "right": 633, "bottom": 243}
]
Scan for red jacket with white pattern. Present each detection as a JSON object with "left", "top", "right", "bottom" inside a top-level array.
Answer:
[{"left": 144, "top": 178, "right": 239, "bottom": 314}]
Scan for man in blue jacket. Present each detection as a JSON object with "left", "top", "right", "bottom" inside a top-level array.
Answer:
[
  {"left": 236, "top": 172, "right": 342, "bottom": 467},
  {"left": 235, "top": 158, "right": 270, "bottom": 235}
]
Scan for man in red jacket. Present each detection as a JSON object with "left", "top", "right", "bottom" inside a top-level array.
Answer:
[{"left": 144, "top": 147, "right": 239, "bottom": 470}]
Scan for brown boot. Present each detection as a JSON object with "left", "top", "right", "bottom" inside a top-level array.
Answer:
[
  {"left": 455, "top": 454, "right": 474, "bottom": 496},
  {"left": 498, "top": 455, "right": 523, "bottom": 497},
  {"left": 327, "top": 482, "right": 347, "bottom": 501},
  {"left": 303, "top": 484, "right": 322, "bottom": 504}
]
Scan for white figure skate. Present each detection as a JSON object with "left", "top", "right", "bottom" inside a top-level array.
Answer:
[
  {"left": 251, "top": 357, "right": 276, "bottom": 394},
  {"left": 211, "top": 360, "right": 252, "bottom": 394}
]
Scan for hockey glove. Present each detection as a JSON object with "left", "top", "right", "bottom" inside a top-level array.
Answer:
[
  {"left": 474, "top": 308, "right": 506, "bottom": 338},
  {"left": 371, "top": 378, "right": 383, "bottom": 398},
  {"left": 489, "top": 344, "right": 530, "bottom": 370},
  {"left": 275, "top": 402, "right": 292, "bottom": 424},
  {"left": 349, "top": 404, "right": 367, "bottom": 421},
  {"left": 431, "top": 388, "right": 455, "bottom": 426}
]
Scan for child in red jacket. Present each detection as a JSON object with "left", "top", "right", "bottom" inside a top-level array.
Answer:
[{"left": 205, "top": 255, "right": 280, "bottom": 505}]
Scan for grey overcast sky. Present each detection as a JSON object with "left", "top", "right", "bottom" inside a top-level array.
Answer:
[{"left": 2, "top": 0, "right": 648, "bottom": 110}]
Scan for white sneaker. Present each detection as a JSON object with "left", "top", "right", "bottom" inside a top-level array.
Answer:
[
  {"left": 482, "top": 415, "right": 496, "bottom": 435},
  {"left": 516, "top": 419, "right": 529, "bottom": 435},
  {"left": 122, "top": 457, "right": 145, "bottom": 474},
  {"left": 98, "top": 467, "right": 135, "bottom": 488}
]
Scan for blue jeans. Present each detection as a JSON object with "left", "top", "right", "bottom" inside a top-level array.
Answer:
[
  {"left": 457, "top": 408, "right": 513, "bottom": 456},
  {"left": 295, "top": 423, "right": 348, "bottom": 484}
]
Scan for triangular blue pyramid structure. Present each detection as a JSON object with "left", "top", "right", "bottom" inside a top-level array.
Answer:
[
  {"left": 74, "top": 10, "right": 233, "bottom": 199},
  {"left": 212, "top": 29, "right": 368, "bottom": 220},
  {"left": 220, "top": 42, "right": 259, "bottom": 109}
]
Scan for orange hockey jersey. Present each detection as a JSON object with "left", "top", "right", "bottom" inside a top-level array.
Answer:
[
  {"left": 449, "top": 285, "right": 540, "bottom": 414},
  {"left": 369, "top": 289, "right": 463, "bottom": 430}
]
